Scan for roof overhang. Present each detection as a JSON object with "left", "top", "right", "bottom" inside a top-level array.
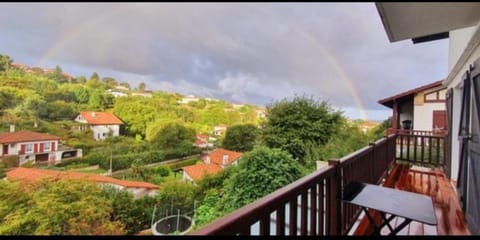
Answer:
[{"left": 376, "top": 3, "right": 480, "bottom": 43}]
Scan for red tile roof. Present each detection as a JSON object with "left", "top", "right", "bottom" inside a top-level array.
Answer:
[
  {"left": 378, "top": 80, "right": 445, "bottom": 108},
  {"left": 78, "top": 112, "right": 123, "bottom": 125},
  {"left": 0, "top": 131, "right": 61, "bottom": 144},
  {"left": 209, "top": 148, "right": 242, "bottom": 166},
  {"left": 6, "top": 167, "right": 159, "bottom": 189},
  {"left": 182, "top": 163, "right": 222, "bottom": 181}
]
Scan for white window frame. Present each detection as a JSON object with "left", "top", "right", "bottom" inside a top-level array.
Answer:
[
  {"left": 25, "top": 144, "right": 33, "bottom": 153},
  {"left": 43, "top": 142, "right": 51, "bottom": 152}
]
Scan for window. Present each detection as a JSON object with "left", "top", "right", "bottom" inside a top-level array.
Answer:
[
  {"left": 26, "top": 144, "right": 33, "bottom": 153},
  {"left": 43, "top": 142, "right": 51, "bottom": 152}
]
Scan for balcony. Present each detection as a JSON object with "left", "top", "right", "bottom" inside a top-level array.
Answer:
[{"left": 190, "top": 130, "right": 470, "bottom": 235}]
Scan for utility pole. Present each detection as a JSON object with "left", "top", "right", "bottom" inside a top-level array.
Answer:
[{"left": 109, "top": 148, "right": 113, "bottom": 175}]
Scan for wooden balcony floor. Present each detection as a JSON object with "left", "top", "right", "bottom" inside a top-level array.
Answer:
[{"left": 353, "top": 163, "right": 470, "bottom": 236}]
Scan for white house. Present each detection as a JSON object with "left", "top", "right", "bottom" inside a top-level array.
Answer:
[
  {"left": 376, "top": 3, "right": 480, "bottom": 234},
  {"left": 106, "top": 89, "right": 128, "bottom": 98},
  {"left": 179, "top": 95, "right": 200, "bottom": 104},
  {"left": 212, "top": 124, "right": 227, "bottom": 136},
  {"left": 75, "top": 112, "right": 123, "bottom": 141},
  {"left": 0, "top": 129, "right": 82, "bottom": 165},
  {"left": 378, "top": 80, "right": 447, "bottom": 131}
]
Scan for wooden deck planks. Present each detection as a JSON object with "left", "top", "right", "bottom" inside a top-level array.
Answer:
[{"left": 352, "top": 163, "right": 470, "bottom": 236}]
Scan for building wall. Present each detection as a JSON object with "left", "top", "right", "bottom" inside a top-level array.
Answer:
[
  {"left": 447, "top": 22, "right": 480, "bottom": 181},
  {"left": 413, "top": 102, "right": 446, "bottom": 131},
  {"left": 1, "top": 140, "right": 59, "bottom": 157},
  {"left": 91, "top": 125, "right": 120, "bottom": 141}
]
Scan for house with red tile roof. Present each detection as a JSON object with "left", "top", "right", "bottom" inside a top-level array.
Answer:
[
  {"left": 75, "top": 112, "right": 123, "bottom": 141},
  {"left": 6, "top": 167, "right": 158, "bottom": 198},
  {"left": 0, "top": 129, "right": 83, "bottom": 165},
  {"left": 193, "top": 134, "right": 213, "bottom": 148},
  {"left": 182, "top": 148, "right": 243, "bottom": 182}
]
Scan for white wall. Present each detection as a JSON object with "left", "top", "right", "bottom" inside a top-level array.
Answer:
[
  {"left": 91, "top": 125, "right": 120, "bottom": 141},
  {"left": 448, "top": 26, "right": 477, "bottom": 72},
  {"left": 446, "top": 22, "right": 480, "bottom": 182},
  {"left": 413, "top": 102, "right": 446, "bottom": 131}
]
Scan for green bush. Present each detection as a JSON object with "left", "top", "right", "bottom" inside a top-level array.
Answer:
[
  {"left": 166, "top": 158, "right": 198, "bottom": 171},
  {"left": 153, "top": 165, "right": 170, "bottom": 177},
  {"left": 55, "top": 157, "right": 85, "bottom": 167},
  {"left": 1, "top": 155, "right": 19, "bottom": 168}
]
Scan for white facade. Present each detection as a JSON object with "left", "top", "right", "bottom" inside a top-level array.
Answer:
[
  {"left": 1, "top": 140, "right": 60, "bottom": 164},
  {"left": 90, "top": 125, "right": 120, "bottom": 141},
  {"left": 445, "top": 22, "right": 480, "bottom": 181},
  {"left": 413, "top": 103, "right": 446, "bottom": 131}
]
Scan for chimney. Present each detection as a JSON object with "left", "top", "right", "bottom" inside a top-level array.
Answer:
[
  {"left": 91, "top": 112, "right": 96, "bottom": 117},
  {"left": 9, "top": 124, "right": 15, "bottom": 133},
  {"left": 205, "top": 156, "right": 211, "bottom": 165},
  {"left": 222, "top": 154, "right": 229, "bottom": 166}
]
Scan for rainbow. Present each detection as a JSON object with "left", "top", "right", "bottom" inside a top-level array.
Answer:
[
  {"left": 36, "top": 5, "right": 368, "bottom": 120},
  {"left": 36, "top": 5, "right": 126, "bottom": 67},
  {"left": 295, "top": 28, "right": 368, "bottom": 120}
]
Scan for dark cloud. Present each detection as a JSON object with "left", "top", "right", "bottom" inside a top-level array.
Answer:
[{"left": 0, "top": 3, "right": 448, "bottom": 120}]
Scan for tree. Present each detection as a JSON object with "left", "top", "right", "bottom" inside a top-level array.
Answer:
[
  {"left": 90, "top": 72, "right": 100, "bottom": 81},
  {"left": 261, "top": 95, "right": 342, "bottom": 166},
  {"left": 222, "top": 124, "right": 258, "bottom": 152},
  {"left": 76, "top": 76, "right": 87, "bottom": 84},
  {"left": 154, "top": 179, "right": 197, "bottom": 216},
  {"left": 150, "top": 123, "right": 195, "bottom": 156},
  {"left": 102, "top": 77, "right": 118, "bottom": 89},
  {"left": 0, "top": 54, "right": 13, "bottom": 72},
  {"left": 220, "top": 147, "right": 303, "bottom": 212},
  {"left": 47, "top": 65, "right": 68, "bottom": 83},
  {"left": 137, "top": 82, "right": 146, "bottom": 91},
  {"left": 369, "top": 117, "right": 392, "bottom": 140},
  {"left": 0, "top": 180, "right": 125, "bottom": 235}
]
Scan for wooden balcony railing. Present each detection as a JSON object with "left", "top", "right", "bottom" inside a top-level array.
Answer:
[
  {"left": 392, "top": 130, "right": 447, "bottom": 170},
  {"left": 190, "top": 134, "right": 397, "bottom": 235}
]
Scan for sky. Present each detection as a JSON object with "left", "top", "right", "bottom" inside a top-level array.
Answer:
[{"left": 0, "top": 3, "right": 449, "bottom": 121}]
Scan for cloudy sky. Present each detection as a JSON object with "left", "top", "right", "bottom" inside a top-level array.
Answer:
[{"left": 0, "top": 3, "right": 448, "bottom": 121}]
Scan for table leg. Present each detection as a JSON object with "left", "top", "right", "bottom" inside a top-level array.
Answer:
[
  {"left": 362, "top": 207, "right": 381, "bottom": 235},
  {"left": 378, "top": 213, "right": 395, "bottom": 232},
  {"left": 388, "top": 218, "right": 412, "bottom": 236}
]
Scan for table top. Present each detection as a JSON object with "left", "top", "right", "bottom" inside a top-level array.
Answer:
[{"left": 342, "top": 181, "right": 437, "bottom": 225}]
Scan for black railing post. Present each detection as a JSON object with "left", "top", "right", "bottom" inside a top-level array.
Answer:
[{"left": 328, "top": 159, "right": 342, "bottom": 235}]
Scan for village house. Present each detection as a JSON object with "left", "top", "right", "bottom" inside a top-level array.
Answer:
[
  {"left": 74, "top": 112, "right": 123, "bottom": 141},
  {"left": 193, "top": 133, "right": 213, "bottom": 149},
  {"left": 131, "top": 90, "right": 153, "bottom": 98},
  {"left": 378, "top": 80, "right": 447, "bottom": 132},
  {"left": 182, "top": 148, "right": 242, "bottom": 182},
  {"left": 179, "top": 95, "right": 200, "bottom": 104},
  {"left": 5, "top": 167, "right": 159, "bottom": 198},
  {"left": 255, "top": 108, "right": 266, "bottom": 118},
  {"left": 106, "top": 89, "right": 128, "bottom": 98},
  {"left": 212, "top": 124, "right": 227, "bottom": 136},
  {"left": 0, "top": 128, "right": 82, "bottom": 165}
]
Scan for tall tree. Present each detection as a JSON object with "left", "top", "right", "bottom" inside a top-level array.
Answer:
[
  {"left": 220, "top": 147, "right": 303, "bottom": 213},
  {"left": 222, "top": 124, "right": 258, "bottom": 152},
  {"left": 0, "top": 54, "right": 13, "bottom": 72},
  {"left": 90, "top": 72, "right": 100, "bottom": 81},
  {"left": 261, "top": 95, "right": 342, "bottom": 166},
  {"left": 150, "top": 123, "right": 195, "bottom": 156},
  {"left": 47, "top": 65, "right": 68, "bottom": 83},
  {"left": 137, "top": 82, "right": 146, "bottom": 91}
]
